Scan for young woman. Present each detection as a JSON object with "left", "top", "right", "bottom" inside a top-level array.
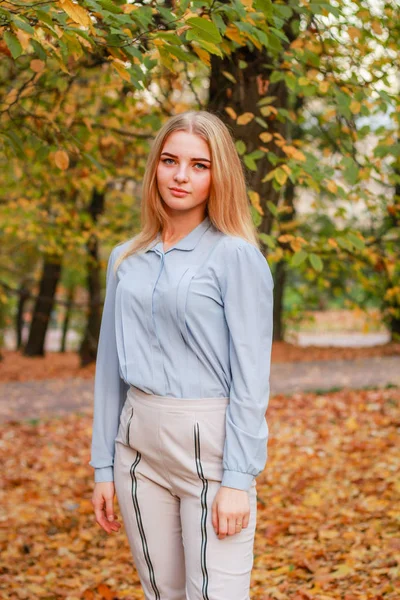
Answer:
[{"left": 90, "top": 110, "right": 274, "bottom": 600}]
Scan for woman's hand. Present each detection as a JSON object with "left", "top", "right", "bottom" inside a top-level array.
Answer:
[
  {"left": 92, "top": 482, "right": 122, "bottom": 534},
  {"left": 211, "top": 486, "right": 250, "bottom": 540}
]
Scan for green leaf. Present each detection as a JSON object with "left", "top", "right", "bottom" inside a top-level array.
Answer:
[
  {"left": 193, "top": 39, "right": 223, "bottom": 57},
  {"left": 259, "top": 233, "right": 276, "bottom": 249},
  {"left": 156, "top": 32, "right": 182, "bottom": 45},
  {"left": 244, "top": 155, "right": 257, "bottom": 171},
  {"left": 291, "top": 250, "right": 308, "bottom": 267},
  {"left": 254, "top": 0, "right": 273, "bottom": 18},
  {"left": 336, "top": 237, "right": 353, "bottom": 251},
  {"left": 11, "top": 16, "right": 35, "bottom": 34},
  {"left": 157, "top": 6, "right": 176, "bottom": 23},
  {"left": 270, "top": 70, "right": 284, "bottom": 83},
  {"left": 36, "top": 9, "right": 54, "bottom": 28},
  {"left": 4, "top": 31, "right": 22, "bottom": 59},
  {"left": 186, "top": 17, "right": 222, "bottom": 43},
  {"left": 267, "top": 200, "right": 278, "bottom": 217},
  {"left": 309, "top": 253, "right": 323, "bottom": 271},
  {"left": 166, "top": 44, "right": 196, "bottom": 62},
  {"left": 222, "top": 70, "right": 237, "bottom": 83},
  {"left": 211, "top": 12, "right": 226, "bottom": 35},
  {"left": 347, "top": 232, "right": 365, "bottom": 250},
  {"left": 235, "top": 140, "right": 246, "bottom": 155},
  {"left": 30, "top": 39, "right": 47, "bottom": 60},
  {"left": 97, "top": 0, "right": 123, "bottom": 13}
]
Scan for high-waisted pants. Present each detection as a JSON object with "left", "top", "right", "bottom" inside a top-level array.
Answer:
[{"left": 114, "top": 385, "right": 258, "bottom": 600}]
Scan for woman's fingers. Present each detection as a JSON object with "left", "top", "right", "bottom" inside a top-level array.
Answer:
[
  {"left": 217, "top": 515, "right": 228, "bottom": 540},
  {"left": 242, "top": 512, "right": 250, "bottom": 529},
  {"left": 92, "top": 483, "right": 121, "bottom": 534}
]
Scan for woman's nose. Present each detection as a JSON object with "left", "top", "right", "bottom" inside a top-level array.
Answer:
[{"left": 174, "top": 165, "right": 189, "bottom": 182}]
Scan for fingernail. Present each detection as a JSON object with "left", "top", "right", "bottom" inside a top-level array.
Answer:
[{"left": 108, "top": 515, "right": 114, "bottom": 522}]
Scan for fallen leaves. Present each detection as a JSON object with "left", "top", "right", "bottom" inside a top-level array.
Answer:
[{"left": 0, "top": 387, "right": 399, "bottom": 598}]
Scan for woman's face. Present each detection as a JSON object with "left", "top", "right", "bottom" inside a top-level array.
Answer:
[{"left": 156, "top": 130, "right": 211, "bottom": 216}]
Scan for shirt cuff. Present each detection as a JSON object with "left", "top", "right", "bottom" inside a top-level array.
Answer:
[
  {"left": 221, "top": 470, "right": 255, "bottom": 491},
  {"left": 94, "top": 466, "right": 114, "bottom": 483}
]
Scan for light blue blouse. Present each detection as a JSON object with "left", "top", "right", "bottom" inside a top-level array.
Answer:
[{"left": 89, "top": 215, "right": 274, "bottom": 491}]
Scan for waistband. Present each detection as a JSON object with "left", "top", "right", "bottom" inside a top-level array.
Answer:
[{"left": 127, "top": 385, "right": 230, "bottom": 412}]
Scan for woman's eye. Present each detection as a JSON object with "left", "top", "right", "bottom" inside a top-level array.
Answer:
[
  {"left": 194, "top": 163, "right": 208, "bottom": 170},
  {"left": 162, "top": 158, "right": 175, "bottom": 165}
]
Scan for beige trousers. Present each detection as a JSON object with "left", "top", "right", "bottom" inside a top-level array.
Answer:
[{"left": 114, "top": 385, "right": 257, "bottom": 600}]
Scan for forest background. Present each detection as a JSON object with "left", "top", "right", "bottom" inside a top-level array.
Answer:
[
  {"left": 1, "top": 2, "right": 400, "bottom": 600},
  {"left": 0, "top": 0, "right": 399, "bottom": 365}
]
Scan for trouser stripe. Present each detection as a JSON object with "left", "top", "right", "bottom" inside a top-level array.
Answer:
[
  {"left": 194, "top": 422, "right": 210, "bottom": 600},
  {"left": 126, "top": 407, "right": 134, "bottom": 446},
  {"left": 130, "top": 453, "right": 160, "bottom": 600}
]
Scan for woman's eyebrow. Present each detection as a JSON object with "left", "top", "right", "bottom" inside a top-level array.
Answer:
[{"left": 160, "top": 151, "right": 211, "bottom": 163}]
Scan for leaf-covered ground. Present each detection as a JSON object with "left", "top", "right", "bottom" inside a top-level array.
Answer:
[
  {"left": 1, "top": 386, "right": 399, "bottom": 600},
  {"left": 1, "top": 341, "right": 399, "bottom": 382}
]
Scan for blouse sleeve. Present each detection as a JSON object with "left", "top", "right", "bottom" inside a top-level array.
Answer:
[
  {"left": 89, "top": 246, "right": 130, "bottom": 483},
  {"left": 219, "top": 241, "right": 274, "bottom": 491}
]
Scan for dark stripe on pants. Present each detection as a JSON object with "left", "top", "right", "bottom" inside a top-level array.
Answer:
[
  {"left": 194, "top": 422, "right": 210, "bottom": 600},
  {"left": 130, "top": 452, "right": 161, "bottom": 600}
]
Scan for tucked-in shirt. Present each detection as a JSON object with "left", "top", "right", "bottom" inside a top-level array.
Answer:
[{"left": 89, "top": 215, "right": 274, "bottom": 491}]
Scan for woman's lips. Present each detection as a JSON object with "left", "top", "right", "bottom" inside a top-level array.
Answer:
[{"left": 169, "top": 187, "right": 190, "bottom": 197}]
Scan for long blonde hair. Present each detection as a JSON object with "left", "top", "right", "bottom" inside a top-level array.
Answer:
[{"left": 114, "top": 110, "right": 259, "bottom": 274}]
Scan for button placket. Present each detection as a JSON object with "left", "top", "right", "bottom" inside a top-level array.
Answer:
[{"left": 149, "top": 250, "right": 167, "bottom": 394}]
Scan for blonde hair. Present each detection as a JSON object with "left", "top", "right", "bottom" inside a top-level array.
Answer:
[{"left": 113, "top": 110, "right": 259, "bottom": 274}]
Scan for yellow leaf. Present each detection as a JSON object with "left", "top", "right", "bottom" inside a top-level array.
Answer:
[
  {"left": 282, "top": 145, "right": 305, "bottom": 162},
  {"left": 193, "top": 46, "right": 210, "bottom": 66},
  {"left": 371, "top": 21, "right": 382, "bottom": 35},
  {"left": 225, "top": 107, "right": 237, "bottom": 120},
  {"left": 319, "top": 81, "right": 329, "bottom": 94},
  {"left": 290, "top": 38, "right": 303, "bottom": 49},
  {"left": 60, "top": 0, "right": 91, "bottom": 27},
  {"left": 275, "top": 169, "right": 287, "bottom": 186},
  {"left": 278, "top": 234, "right": 294, "bottom": 243},
  {"left": 331, "top": 564, "right": 354, "bottom": 578},
  {"left": 248, "top": 190, "right": 264, "bottom": 215},
  {"left": 259, "top": 132, "right": 273, "bottom": 143},
  {"left": 113, "top": 61, "right": 131, "bottom": 82},
  {"left": 260, "top": 105, "right": 278, "bottom": 117},
  {"left": 345, "top": 417, "right": 358, "bottom": 431},
  {"left": 30, "top": 59, "right": 45, "bottom": 73},
  {"left": 327, "top": 181, "right": 338, "bottom": 193},
  {"left": 225, "top": 25, "right": 244, "bottom": 44},
  {"left": 350, "top": 100, "right": 361, "bottom": 114},
  {"left": 348, "top": 26, "right": 361, "bottom": 40},
  {"left": 15, "top": 29, "right": 31, "bottom": 50},
  {"left": 328, "top": 238, "right": 338, "bottom": 248},
  {"left": 54, "top": 150, "right": 70, "bottom": 170},
  {"left": 298, "top": 77, "right": 309, "bottom": 86},
  {"left": 303, "top": 491, "right": 323, "bottom": 507},
  {"left": 237, "top": 112, "right": 254, "bottom": 125}
]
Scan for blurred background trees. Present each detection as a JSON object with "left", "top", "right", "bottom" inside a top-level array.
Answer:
[{"left": 0, "top": 0, "right": 399, "bottom": 364}]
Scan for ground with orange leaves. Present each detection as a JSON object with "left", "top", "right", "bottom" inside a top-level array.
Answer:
[
  {"left": 1, "top": 341, "right": 399, "bottom": 382},
  {"left": 1, "top": 385, "right": 398, "bottom": 599}
]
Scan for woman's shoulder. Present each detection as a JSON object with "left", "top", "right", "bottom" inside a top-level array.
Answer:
[
  {"left": 110, "top": 235, "right": 139, "bottom": 261},
  {"left": 214, "top": 233, "right": 263, "bottom": 262}
]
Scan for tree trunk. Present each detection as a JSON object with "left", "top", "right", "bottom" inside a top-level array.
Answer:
[
  {"left": 207, "top": 48, "right": 288, "bottom": 238},
  {"left": 60, "top": 285, "right": 75, "bottom": 353},
  {"left": 16, "top": 280, "right": 30, "bottom": 350},
  {"left": 79, "top": 188, "right": 105, "bottom": 366},
  {"left": 24, "top": 257, "right": 62, "bottom": 356}
]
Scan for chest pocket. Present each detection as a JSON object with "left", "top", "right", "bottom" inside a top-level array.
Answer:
[{"left": 176, "top": 266, "right": 198, "bottom": 348}]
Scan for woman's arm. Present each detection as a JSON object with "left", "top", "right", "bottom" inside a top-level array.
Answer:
[
  {"left": 89, "top": 245, "right": 129, "bottom": 483},
  {"left": 219, "top": 241, "right": 274, "bottom": 492}
]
